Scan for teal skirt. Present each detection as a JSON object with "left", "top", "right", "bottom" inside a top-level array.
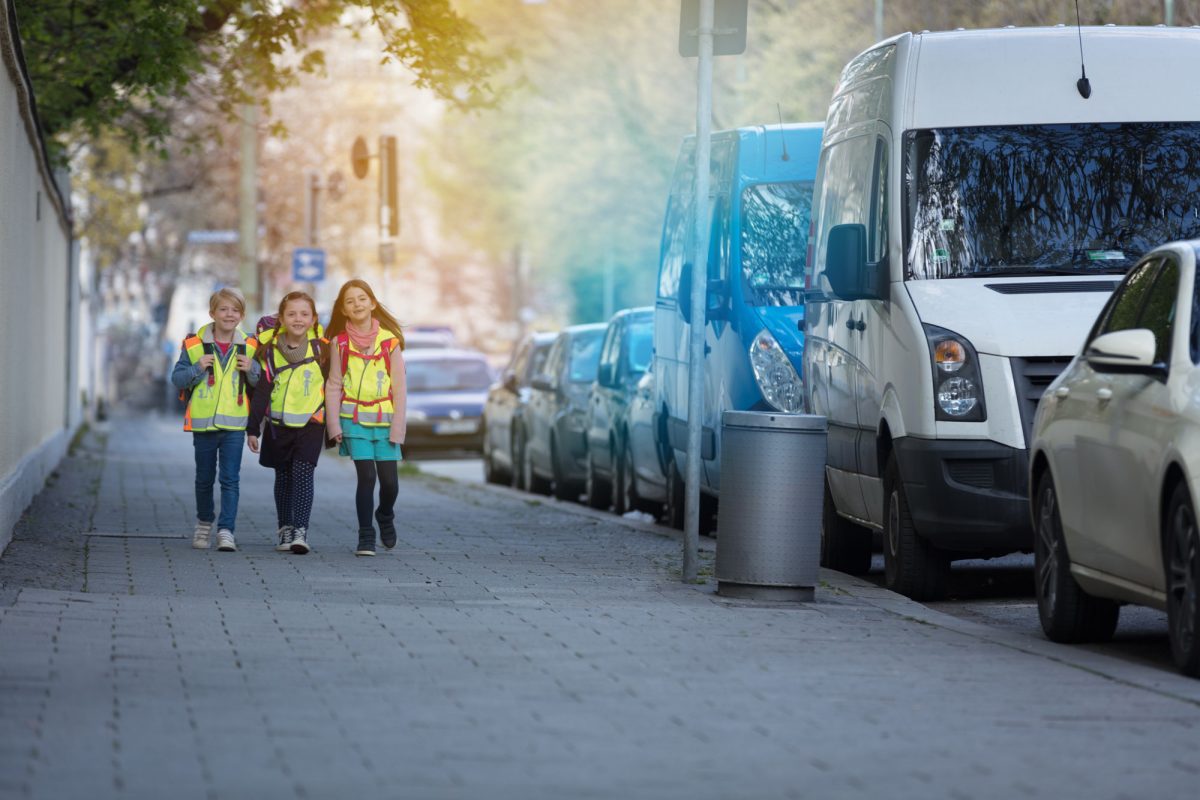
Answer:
[{"left": 338, "top": 418, "right": 402, "bottom": 462}]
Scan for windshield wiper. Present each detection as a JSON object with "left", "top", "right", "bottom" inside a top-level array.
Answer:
[{"left": 948, "top": 267, "right": 1106, "bottom": 278}]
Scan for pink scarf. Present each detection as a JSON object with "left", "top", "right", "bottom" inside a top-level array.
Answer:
[{"left": 347, "top": 318, "right": 380, "bottom": 353}]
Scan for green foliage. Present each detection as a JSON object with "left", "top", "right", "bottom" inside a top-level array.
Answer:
[{"left": 13, "top": 0, "right": 505, "bottom": 157}]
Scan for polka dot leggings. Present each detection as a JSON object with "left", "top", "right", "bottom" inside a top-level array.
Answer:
[{"left": 273, "top": 460, "right": 316, "bottom": 530}]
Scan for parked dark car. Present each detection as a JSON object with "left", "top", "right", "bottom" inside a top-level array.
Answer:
[
  {"left": 481, "top": 331, "right": 556, "bottom": 485},
  {"left": 583, "top": 308, "right": 653, "bottom": 512},
  {"left": 625, "top": 364, "right": 668, "bottom": 515},
  {"left": 401, "top": 348, "right": 493, "bottom": 452},
  {"left": 519, "top": 324, "right": 605, "bottom": 500}
]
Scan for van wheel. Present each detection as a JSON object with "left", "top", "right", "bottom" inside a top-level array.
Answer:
[
  {"left": 1034, "top": 470, "right": 1119, "bottom": 643},
  {"left": 821, "top": 480, "right": 872, "bottom": 575},
  {"left": 1165, "top": 481, "right": 1200, "bottom": 676},
  {"left": 585, "top": 450, "right": 612, "bottom": 509},
  {"left": 883, "top": 455, "right": 949, "bottom": 601}
]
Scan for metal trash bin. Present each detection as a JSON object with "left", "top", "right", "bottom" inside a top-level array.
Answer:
[{"left": 715, "top": 411, "right": 827, "bottom": 601}]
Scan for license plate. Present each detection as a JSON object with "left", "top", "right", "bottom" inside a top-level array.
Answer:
[{"left": 433, "top": 419, "right": 479, "bottom": 435}]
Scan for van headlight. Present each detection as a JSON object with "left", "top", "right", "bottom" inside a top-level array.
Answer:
[
  {"left": 749, "top": 329, "right": 806, "bottom": 413},
  {"left": 924, "top": 324, "right": 986, "bottom": 422}
]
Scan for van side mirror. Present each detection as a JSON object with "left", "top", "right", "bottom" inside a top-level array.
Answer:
[
  {"left": 597, "top": 363, "right": 615, "bottom": 387},
  {"left": 502, "top": 369, "right": 519, "bottom": 393},
  {"left": 678, "top": 262, "right": 694, "bottom": 324},
  {"left": 825, "top": 223, "right": 887, "bottom": 301},
  {"left": 677, "top": 262, "right": 727, "bottom": 324}
]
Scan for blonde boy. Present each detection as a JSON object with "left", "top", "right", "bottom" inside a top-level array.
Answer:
[{"left": 169, "top": 288, "right": 261, "bottom": 551}]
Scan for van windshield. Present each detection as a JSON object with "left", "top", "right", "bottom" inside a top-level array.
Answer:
[
  {"left": 741, "top": 181, "right": 813, "bottom": 300},
  {"left": 905, "top": 122, "right": 1200, "bottom": 280}
]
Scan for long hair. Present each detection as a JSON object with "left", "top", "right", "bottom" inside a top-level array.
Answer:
[
  {"left": 273, "top": 291, "right": 319, "bottom": 339},
  {"left": 325, "top": 279, "right": 405, "bottom": 348}
]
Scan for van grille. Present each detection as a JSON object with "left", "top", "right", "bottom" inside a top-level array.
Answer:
[{"left": 1010, "top": 357, "right": 1073, "bottom": 446}]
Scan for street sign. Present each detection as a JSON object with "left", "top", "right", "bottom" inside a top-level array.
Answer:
[
  {"left": 679, "top": 0, "right": 747, "bottom": 57},
  {"left": 187, "top": 229, "right": 239, "bottom": 244},
  {"left": 292, "top": 248, "right": 326, "bottom": 282}
]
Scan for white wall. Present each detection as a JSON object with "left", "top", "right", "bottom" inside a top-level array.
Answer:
[{"left": 0, "top": 4, "right": 75, "bottom": 555}]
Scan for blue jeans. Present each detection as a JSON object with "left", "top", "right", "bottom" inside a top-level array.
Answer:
[{"left": 193, "top": 430, "right": 245, "bottom": 532}]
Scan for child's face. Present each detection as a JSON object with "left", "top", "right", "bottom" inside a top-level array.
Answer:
[
  {"left": 210, "top": 301, "right": 244, "bottom": 334},
  {"left": 282, "top": 299, "right": 314, "bottom": 338},
  {"left": 342, "top": 287, "right": 377, "bottom": 326}
]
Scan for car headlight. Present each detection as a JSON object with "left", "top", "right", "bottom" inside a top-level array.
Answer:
[
  {"left": 923, "top": 324, "right": 986, "bottom": 421},
  {"left": 749, "top": 329, "right": 806, "bottom": 413},
  {"left": 406, "top": 409, "right": 428, "bottom": 421}
]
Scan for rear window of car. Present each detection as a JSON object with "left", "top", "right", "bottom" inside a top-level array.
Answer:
[{"left": 406, "top": 359, "right": 492, "bottom": 391}]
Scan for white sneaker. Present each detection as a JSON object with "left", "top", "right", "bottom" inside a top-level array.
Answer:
[
  {"left": 192, "top": 520, "right": 213, "bottom": 549},
  {"left": 275, "top": 525, "right": 295, "bottom": 552},
  {"left": 290, "top": 527, "right": 310, "bottom": 555},
  {"left": 216, "top": 530, "right": 237, "bottom": 552}
]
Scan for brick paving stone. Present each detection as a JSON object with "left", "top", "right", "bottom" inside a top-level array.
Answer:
[{"left": 2, "top": 412, "right": 1200, "bottom": 799}]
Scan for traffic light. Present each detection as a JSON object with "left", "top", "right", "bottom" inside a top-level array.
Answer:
[{"left": 379, "top": 135, "right": 399, "bottom": 238}]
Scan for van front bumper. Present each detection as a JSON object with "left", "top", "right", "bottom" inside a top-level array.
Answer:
[{"left": 893, "top": 437, "right": 1033, "bottom": 557}]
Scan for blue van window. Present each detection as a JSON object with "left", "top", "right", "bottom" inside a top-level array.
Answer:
[{"left": 741, "top": 181, "right": 814, "bottom": 290}]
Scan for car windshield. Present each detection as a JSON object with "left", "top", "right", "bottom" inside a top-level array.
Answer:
[
  {"left": 626, "top": 318, "right": 653, "bottom": 374},
  {"left": 567, "top": 332, "right": 603, "bottom": 383},
  {"left": 905, "top": 122, "right": 1200, "bottom": 279},
  {"left": 741, "top": 181, "right": 813, "bottom": 294},
  {"left": 406, "top": 359, "right": 492, "bottom": 392}
]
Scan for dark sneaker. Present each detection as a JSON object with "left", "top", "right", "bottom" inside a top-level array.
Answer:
[
  {"left": 290, "top": 527, "right": 310, "bottom": 555},
  {"left": 376, "top": 510, "right": 397, "bottom": 550},
  {"left": 355, "top": 527, "right": 376, "bottom": 557},
  {"left": 275, "top": 525, "right": 294, "bottom": 552}
]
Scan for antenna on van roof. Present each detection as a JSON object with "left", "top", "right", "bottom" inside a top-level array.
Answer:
[
  {"left": 1074, "top": 0, "right": 1092, "bottom": 98},
  {"left": 776, "top": 103, "right": 790, "bottom": 162}
]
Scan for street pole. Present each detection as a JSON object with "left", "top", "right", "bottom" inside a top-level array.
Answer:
[
  {"left": 1165, "top": 0, "right": 1175, "bottom": 26},
  {"left": 304, "top": 171, "right": 320, "bottom": 247},
  {"left": 875, "top": 0, "right": 884, "bottom": 42},
  {"left": 238, "top": 103, "right": 259, "bottom": 312},
  {"left": 683, "top": 0, "right": 714, "bottom": 583},
  {"left": 603, "top": 250, "right": 615, "bottom": 322}
]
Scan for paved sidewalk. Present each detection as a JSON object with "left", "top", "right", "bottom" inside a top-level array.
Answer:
[{"left": 1, "top": 413, "right": 1199, "bottom": 800}]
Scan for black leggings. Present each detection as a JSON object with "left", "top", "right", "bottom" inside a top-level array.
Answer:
[
  {"left": 354, "top": 460, "right": 398, "bottom": 529},
  {"left": 273, "top": 461, "right": 316, "bottom": 530}
]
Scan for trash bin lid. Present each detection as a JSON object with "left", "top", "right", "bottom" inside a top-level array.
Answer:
[{"left": 721, "top": 410, "right": 827, "bottom": 432}]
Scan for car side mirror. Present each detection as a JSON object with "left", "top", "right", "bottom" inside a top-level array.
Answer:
[
  {"left": 502, "top": 369, "right": 519, "bottom": 393},
  {"left": 825, "top": 223, "right": 887, "bottom": 302},
  {"left": 530, "top": 375, "right": 555, "bottom": 392},
  {"left": 1086, "top": 328, "right": 1160, "bottom": 373}
]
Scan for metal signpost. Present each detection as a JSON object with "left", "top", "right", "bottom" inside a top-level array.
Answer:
[
  {"left": 292, "top": 248, "right": 326, "bottom": 283},
  {"left": 679, "top": 0, "right": 746, "bottom": 582}
]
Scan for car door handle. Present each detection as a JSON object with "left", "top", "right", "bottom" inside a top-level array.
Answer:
[
  {"left": 1097, "top": 387, "right": 1113, "bottom": 402},
  {"left": 1054, "top": 386, "right": 1070, "bottom": 399}
]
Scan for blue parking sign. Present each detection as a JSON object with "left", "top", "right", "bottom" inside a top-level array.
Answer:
[{"left": 292, "top": 248, "right": 326, "bottom": 282}]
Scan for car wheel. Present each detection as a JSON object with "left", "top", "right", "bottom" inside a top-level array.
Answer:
[
  {"left": 614, "top": 438, "right": 634, "bottom": 516},
  {"left": 883, "top": 454, "right": 949, "bottom": 601},
  {"left": 552, "top": 439, "right": 579, "bottom": 502},
  {"left": 665, "top": 457, "right": 685, "bottom": 530},
  {"left": 482, "top": 423, "right": 508, "bottom": 486},
  {"left": 585, "top": 448, "right": 612, "bottom": 510},
  {"left": 510, "top": 430, "right": 527, "bottom": 491},
  {"left": 1165, "top": 481, "right": 1200, "bottom": 676},
  {"left": 821, "top": 479, "right": 872, "bottom": 575},
  {"left": 524, "top": 433, "right": 551, "bottom": 496},
  {"left": 1033, "top": 470, "right": 1119, "bottom": 643}
]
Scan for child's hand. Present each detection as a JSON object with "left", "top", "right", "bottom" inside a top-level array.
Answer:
[
  {"left": 330, "top": 433, "right": 343, "bottom": 444},
  {"left": 197, "top": 354, "right": 215, "bottom": 370},
  {"left": 247, "top": 435, "right": 260, "bottom": 453},
  {"left": 236, "top": 354, "right": 252, "bottom": 372}
]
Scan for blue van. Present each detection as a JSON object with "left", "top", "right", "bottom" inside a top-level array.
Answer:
[{"left": 653, "top": 123, "right": 823, "bottom": 529}]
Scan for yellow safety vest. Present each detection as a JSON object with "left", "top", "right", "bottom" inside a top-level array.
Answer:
[
  {"left": 265, "top": 338, "right": 326, "bottom": 428},
  {"left": 336, "top": 329, "right": 400, "bottom": 427},
  {"left": 182, "top": 324, "right": 258, "bottom": 432}
]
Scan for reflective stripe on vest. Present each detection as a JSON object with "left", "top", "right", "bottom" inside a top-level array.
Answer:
[
  {"left": 267, "top": 339, "right": 326, "bottom": 428},
  {"left": 339, "top": 329, "right": 398, "bottom": 427},
  {"left": 182, "top": 323, "right": 258, "bottom": 432}
]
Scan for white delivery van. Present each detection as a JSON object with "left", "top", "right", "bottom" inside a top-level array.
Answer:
[{"left": 805, "top": 26, "right": 1200, "bottom": 600}]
